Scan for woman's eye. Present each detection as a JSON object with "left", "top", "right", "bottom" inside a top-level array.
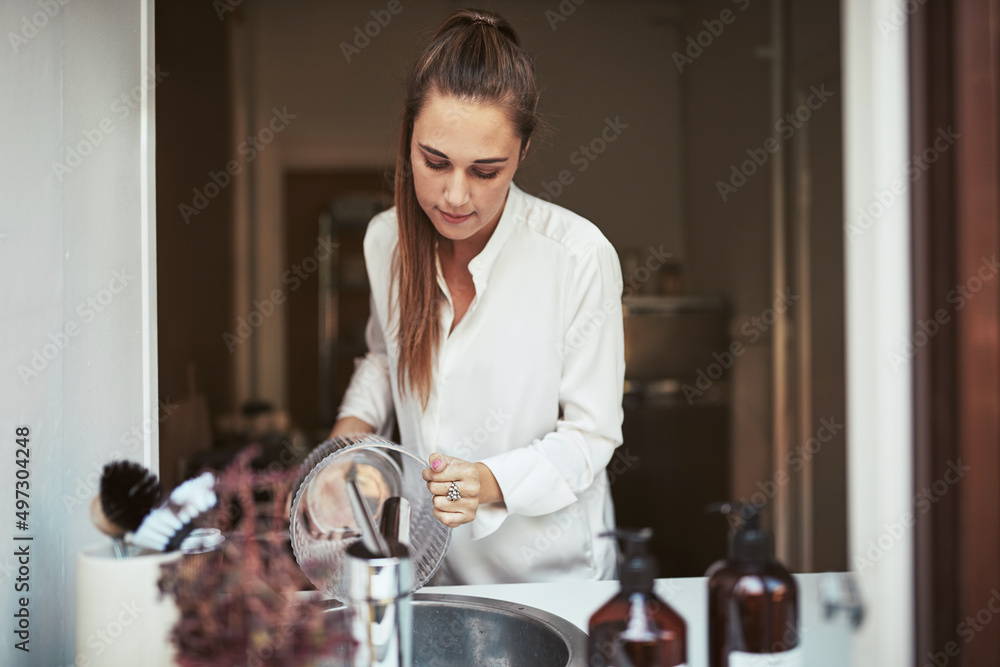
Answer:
[{"left": 423, "top": 158, "right": 498, "bottom": 180}]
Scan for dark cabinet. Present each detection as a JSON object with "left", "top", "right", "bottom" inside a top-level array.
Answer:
[{"left": 610, "top": 296, "right": 732, "bottom": 577}]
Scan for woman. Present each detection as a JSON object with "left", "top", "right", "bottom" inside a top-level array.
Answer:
[{"left": 332, "top": 8, "right": 625, "bottom": 585}]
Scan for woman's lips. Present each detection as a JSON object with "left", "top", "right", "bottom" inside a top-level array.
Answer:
[{"left": 439, "top": 209, "right": 473, "bottom": 224}]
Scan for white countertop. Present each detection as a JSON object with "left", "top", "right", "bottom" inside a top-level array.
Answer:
[{"left": 423, "top": 572, "right": 854, "bottom": 666}]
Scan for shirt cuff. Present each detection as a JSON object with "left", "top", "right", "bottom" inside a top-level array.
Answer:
[
  {"left": 478, "top": 449, "right": 580, "bottom": 518},
  {"left": 469, "top": 502, "right": 508, "bottom": 540}
]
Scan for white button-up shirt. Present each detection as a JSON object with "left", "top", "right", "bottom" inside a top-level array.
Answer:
[{"left": 338, "top": 182, "right": 625, "bottom": 585}]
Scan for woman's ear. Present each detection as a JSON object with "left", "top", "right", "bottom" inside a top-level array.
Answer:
[{"left": 519, "top": 138, "right": 531, "bottom": 162}]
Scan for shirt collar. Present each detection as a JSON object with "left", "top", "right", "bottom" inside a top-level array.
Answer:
[
  {"left": 466, "top": 181, "right": 524, "bottom": 289},
  {"left": 435, "top": 181, "right": 525, "bottom": 293}
]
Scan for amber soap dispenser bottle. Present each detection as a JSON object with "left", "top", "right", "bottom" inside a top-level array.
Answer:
[
  {"left": 588, "top": 528, "right": 687, "bottom": 667},
  {"left": 706, "top": 502, "right": 800, "bottom": 667}
]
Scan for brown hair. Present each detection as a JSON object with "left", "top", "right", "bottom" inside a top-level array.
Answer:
[{"left": 392, "top": 8, "right": 541, "bottom": 407}]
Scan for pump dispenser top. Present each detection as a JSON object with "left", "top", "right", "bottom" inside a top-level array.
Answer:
[
  {"left": 587, "top": 527, "right": 687, "bottom": 667},
  {"left": 705, "top": 501, "right": 774, "bottom": 565},
  {"left": 615, "top": 527, "right": 657, "bottom": 595},
  {"left": 705, "top": 502, "right": 800, "bottom": 667}
]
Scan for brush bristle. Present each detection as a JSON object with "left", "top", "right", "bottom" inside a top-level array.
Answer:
[
  {"left": 100, "top": 460, "right": 162, "bottom": 532},
  {"left": 132, "top": 506, "right": 183, "bottom": 551}
]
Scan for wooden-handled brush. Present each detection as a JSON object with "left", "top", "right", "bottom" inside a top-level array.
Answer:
[
  {"left": 90, "top": 461, "right": 162, "bottom": 558},
  {"left": 132, "top": 472, "right": 218, "bottom": 552}
]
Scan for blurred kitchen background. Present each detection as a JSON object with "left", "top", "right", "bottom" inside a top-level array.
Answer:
[{"left": 156, "top": 0, "right": 846, "bottom": 576}]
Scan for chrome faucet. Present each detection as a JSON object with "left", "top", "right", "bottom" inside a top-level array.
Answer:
[{"left": 345, "top": 541, "right": 413, "bottom": 667}]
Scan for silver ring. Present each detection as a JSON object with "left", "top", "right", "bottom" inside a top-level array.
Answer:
[{"left": 447, "top": 481, "right": 461, "bottom": 502}]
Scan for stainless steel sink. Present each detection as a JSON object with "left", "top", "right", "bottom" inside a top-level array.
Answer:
[{"left": 325, "top": 593, "right": 589, "bottom": 666}]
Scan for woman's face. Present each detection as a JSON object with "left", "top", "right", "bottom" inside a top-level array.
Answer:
[{"left": 410, "top": 92, "right": 525, "bottom": 247}]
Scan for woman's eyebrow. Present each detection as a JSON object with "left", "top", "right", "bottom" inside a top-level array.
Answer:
[{"left": 418, "top": 142, "right": 509, "bottom": 164}]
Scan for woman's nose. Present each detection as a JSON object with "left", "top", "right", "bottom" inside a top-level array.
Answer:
[{"left": 443, "top": 171, "right": 470, "bottom": 209}]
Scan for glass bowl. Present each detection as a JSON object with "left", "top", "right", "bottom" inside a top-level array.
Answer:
[{"left": 289, "top": 434, "right": 451, "bottom": 601}]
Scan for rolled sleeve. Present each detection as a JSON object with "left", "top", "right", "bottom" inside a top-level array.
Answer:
[
  {"left": 472, "top": 242, "right": 625, "bottom": 538},
  {"left": 337, "top": 298, "right": 394, "bottom": 436}
]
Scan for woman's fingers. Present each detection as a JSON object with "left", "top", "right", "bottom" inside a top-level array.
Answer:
[
  {"left": 422, "top": 452, "right": 454, "bottom": 482},
  {"left": 432, "top": 507, "right": 468, "bottom": 528},
  {"left": 423, "top": 452, "right": 481, "bottom": 527},
  {"left": 432, "top": 494, "right": 475, "bottom": 527},
  {"left": 427, "top": 479, "right": 480, "bottom": 498},
  {"left": 423, "top": 453, "right": 481, "bottom": 498},
  {"left": 433, "top": 494, "right": 466, "bottom": 511},
  {"left": 428, "top": 480, "right": 452, "bottom": 496}
]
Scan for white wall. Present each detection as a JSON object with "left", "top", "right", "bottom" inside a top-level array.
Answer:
[{"left": 0, "top": 0, "right": 156, "bottom": 664}]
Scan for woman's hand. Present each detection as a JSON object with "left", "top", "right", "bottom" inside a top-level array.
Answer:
[{"left": 422, "top": 453, "right": 503, "bottom": 527}]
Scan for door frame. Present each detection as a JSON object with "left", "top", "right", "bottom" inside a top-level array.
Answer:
[
  {"left": 912, "top": 0, "right": 1000, "bottom": 664},
  {"left": 842, "top": 0, "right": 915, "bottom": 664}
]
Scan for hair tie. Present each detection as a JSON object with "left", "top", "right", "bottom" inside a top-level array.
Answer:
[{"left": 471, "top": 15, "right": 495, "bottom": 28}]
